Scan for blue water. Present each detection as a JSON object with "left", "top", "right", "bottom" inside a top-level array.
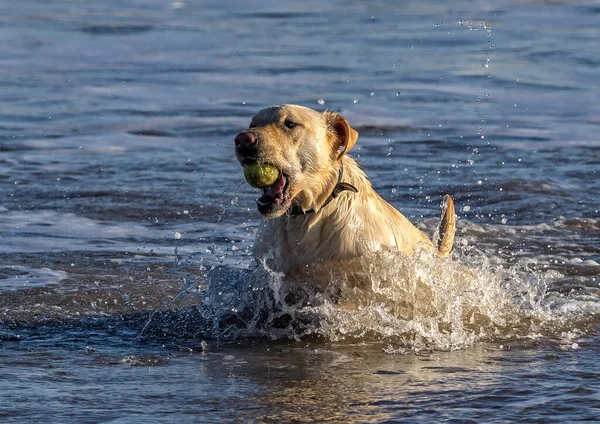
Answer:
[{"left": 1, "top": 0, "right": 599, "bottom": 422}]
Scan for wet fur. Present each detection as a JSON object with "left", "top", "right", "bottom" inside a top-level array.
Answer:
[{"left": 238, "top": 105, "right": 455, "bottom": 273}]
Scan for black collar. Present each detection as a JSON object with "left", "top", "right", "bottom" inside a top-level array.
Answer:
[{"left": 288, "top": 162, "right": 358, "bottom": 216}]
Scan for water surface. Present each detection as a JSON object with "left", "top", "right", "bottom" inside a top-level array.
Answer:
[{"left": 1, "top": 0, "right": 599, "bottom": 422}]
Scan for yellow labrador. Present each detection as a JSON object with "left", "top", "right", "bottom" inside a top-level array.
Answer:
[{"left": 234, "top": 104, "right": 455, "bottom": 274}]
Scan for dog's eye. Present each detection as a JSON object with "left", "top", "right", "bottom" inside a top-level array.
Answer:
[{"left": 284, "top": 120, "right": 297, "bottom": 129}]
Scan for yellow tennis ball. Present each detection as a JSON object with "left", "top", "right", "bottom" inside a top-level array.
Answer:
[{"left": 243, "top": 163, "right": 280, "bottom": 188}]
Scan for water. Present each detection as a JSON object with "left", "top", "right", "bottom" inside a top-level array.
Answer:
[{"left": 1, "top": 0, "right": 599, "bottom": 421}]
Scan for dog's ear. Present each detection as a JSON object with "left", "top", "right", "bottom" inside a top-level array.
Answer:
[{"left": 326, "top": 112, "right": 358, "bottom": 160}]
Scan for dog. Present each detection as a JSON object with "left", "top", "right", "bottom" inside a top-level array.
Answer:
[{"left": 234, "top": 104, "right": 456, "bottom": 274}]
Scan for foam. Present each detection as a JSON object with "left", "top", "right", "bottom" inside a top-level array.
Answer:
[{"left": 191, "top": 244, "right": 600, "bottom": 352}]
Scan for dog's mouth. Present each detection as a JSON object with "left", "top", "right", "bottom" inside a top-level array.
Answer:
[
  {"left": 256, "top": 173, "right": 291, "bottom": 216},
  {"left": 238, "top": 157, "right": 293, "bottom": 217}
]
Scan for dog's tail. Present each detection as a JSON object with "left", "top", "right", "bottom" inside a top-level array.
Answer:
[{"left": 436, "top": 194, "right": 456, "bottom": 257}]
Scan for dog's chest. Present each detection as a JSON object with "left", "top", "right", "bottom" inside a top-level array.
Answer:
[{"left": 253, "top": 214, "right": 374, "bottom": 272}]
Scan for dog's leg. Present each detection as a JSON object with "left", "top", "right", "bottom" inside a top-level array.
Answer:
[{"left": 437, "top": 195, "right": 456, "bottom": 257}]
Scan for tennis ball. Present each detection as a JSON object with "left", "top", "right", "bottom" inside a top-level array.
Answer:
[{"left": 243, "top": 162, "right": 280, "bottom": 188}]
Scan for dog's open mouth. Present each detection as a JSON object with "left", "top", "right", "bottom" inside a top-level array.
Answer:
[{"left": 256, "top": 173, "right": 290, "bottom": 215}]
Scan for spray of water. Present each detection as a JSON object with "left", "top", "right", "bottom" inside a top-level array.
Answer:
[{"left": 154, "top": 236, "right": 594, "bottom": 353}]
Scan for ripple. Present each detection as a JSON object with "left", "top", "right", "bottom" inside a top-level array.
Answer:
[
  {"left": 80, "top": 25, "right": 154, "bottom": 35},
  {"left": 0, "top": 265, "right": 68, "bottom": 292}
]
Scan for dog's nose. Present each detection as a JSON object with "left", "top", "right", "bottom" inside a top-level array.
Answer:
[{"left": 234, "top": 131, "right": 257, "bottom": 147}]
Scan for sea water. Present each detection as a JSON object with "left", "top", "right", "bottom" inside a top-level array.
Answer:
[{"left": 1, "top": 0, "right": 599, "bottom": 422}]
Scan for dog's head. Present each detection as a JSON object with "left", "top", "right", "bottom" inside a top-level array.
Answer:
[{"left": 234, "top": 104, "right": 358, "bottom": 218}]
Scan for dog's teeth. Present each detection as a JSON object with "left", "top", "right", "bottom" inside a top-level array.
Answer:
[{"left": 256, "top": 198, "right": 270, "bottom": 206}]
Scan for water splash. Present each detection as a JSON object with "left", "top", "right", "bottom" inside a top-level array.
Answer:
[{"left": 148, "top": 241, "right": 599, "bottom": 352}]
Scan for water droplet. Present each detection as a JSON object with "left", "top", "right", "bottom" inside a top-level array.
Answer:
[
  {"left": 174, "top": 232, "right": 182, "bottom": 239},
  {"left": 317, "top": 99, "right": 325, "bottom": 105},
  {"left": 353, "top": 99, "right": 358, "bottom": 104},
  {"left": 462, "top": 205, "right": 471, "bottom": 212}
]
